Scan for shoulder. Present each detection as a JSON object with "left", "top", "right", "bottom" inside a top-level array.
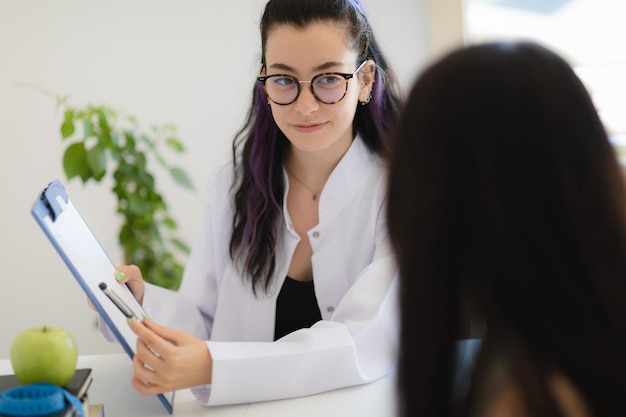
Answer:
[
  {"left": 211, "top": 160, "right": 237, "bottom": 188},
  {"left": 340, "top": 136, "right": 388, "bottom": 188},
  {"left": 207, "top": 160, "right": 237, "bottom": 201},
  {"left": 484, "top": 373, "right": 591, "bottom": 417},
  {"left": 196, "top": 160, "right": 238, "bottom": 226},
  {"left": 548, "top": 374, "right": 591, "bottom": 417}
]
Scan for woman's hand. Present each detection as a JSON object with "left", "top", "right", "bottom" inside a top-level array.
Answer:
[
  {"left": 114, "top": 264, "right": 146, "bottom": 305},
  {"left": 128, "top": 318, "right": 213, "bottom": 394}
]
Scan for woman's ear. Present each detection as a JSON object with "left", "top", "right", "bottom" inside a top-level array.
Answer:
[{"left": 359, "top": 60, "right": 376, "bottom": 102}]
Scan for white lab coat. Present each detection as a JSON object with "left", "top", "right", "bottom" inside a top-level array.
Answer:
[{"left": 102, "top": 136, "right": 399, "bottom": 405}]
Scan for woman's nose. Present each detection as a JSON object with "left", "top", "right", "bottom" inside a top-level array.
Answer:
[{"left": 293, "top": 82, "right": 319, "bottom": 115}]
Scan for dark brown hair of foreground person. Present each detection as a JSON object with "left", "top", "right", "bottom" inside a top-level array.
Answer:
[{"left": 387, "top": 41, "right": 626, "bottom": 417}]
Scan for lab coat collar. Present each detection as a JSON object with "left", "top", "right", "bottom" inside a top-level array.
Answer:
[{"left": 281, "top": 134, "right": 383, "bottom": 228}]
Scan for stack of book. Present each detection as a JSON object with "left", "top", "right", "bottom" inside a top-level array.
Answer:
[{"left": 0, "top": 368, "right": 104, "bottom": 417}]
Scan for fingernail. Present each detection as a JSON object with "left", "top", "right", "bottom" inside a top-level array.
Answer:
[
  {"left": 142, "top": 314, "right": 151, "bottom": 322},
  {"left": 126, "top": 318, "right": 133, "bottom": 327},
  {"left": 115, "top": 271, "right": 126, "bottom": 281}
]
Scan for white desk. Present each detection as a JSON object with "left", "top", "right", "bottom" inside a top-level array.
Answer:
[{"left": 0, "top": 354, "right": 399, "bottom": 416}]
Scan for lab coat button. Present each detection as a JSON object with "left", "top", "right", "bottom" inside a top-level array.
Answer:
[
  {"left": 312, "top": 231, "right": 320, "bottom": 238},
  {"left": 327, "top": 306, "right": 334, "bottom": 313}
]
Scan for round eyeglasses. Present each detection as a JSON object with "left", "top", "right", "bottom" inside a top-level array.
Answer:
[{"left": 257, "top": 61, "right": 367, "bottom": 106}]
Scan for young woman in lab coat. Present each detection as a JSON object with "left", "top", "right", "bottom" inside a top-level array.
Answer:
[{"left": 102, "top": 0, "right": 403, "bottom": 405}]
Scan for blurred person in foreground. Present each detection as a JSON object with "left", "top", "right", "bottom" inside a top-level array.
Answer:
[{"left": 388, "top": 41, "right": 626, "bottom": 417}]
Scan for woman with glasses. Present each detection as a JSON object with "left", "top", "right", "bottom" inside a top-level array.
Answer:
[
  {"left": 389, "top": 41, "right": 626, "bottom": 417},
  {"left": 101, "top": 0, "right": 403, "bottom": 406}
]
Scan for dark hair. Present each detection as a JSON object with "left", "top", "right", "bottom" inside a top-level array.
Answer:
[
  {"left": 388, "top": 41, "right": 626, "bottom": 417},
  {"left": 230, "top": 0, "right": 402, "bottom": 294}
]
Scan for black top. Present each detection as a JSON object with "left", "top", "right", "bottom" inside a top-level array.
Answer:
[{"left": 274, "top": 276, "right": 322, "bottom": 340}]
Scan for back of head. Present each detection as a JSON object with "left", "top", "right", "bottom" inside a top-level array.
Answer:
[{"left": 388, "top": 41, "right": 626, "bottom": 416}]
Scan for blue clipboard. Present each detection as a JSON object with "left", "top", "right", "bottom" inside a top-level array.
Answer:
[{"left": 31, "top": 179, "right": 175, "bottom": 414}]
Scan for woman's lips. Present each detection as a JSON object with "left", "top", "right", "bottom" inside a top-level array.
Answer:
[{"left": 293, "top": 122, "right": 327, "bottom": 133}]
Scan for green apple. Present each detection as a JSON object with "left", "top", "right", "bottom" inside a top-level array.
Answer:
[{"left": 10, "top": 325, "right": 78, "bottom": 386}]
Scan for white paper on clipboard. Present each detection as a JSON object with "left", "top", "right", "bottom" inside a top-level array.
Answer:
[{"left": 31, "top": 179, "right": 175, "bottom": 414}]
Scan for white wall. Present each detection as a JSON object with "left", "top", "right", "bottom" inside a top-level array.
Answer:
[{"left": 0, "top": 0, "right": 429, "bottom": 359}]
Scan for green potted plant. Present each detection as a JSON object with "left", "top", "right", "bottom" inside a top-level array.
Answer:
[{"left": 55, "top": 96, "right": 194, "bottom": 290}]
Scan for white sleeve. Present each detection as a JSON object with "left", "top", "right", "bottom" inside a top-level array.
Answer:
[{"left": 175, "top": 164, "right": 234, "bottom": 338}]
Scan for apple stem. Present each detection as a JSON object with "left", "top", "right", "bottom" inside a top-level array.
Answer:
[{"left": 43, "top": 326, "right": 48, "bottom": 333}]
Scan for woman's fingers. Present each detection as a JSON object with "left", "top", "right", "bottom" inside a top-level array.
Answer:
[
  {"left": 114, "top": 264, "right": 145, "bottom": 304},
  {"left": 127, "top": 318, "right": 212, "bottom": 394},
  {"left": 129, "top": 318, "right": 170, "bottom": 392}
]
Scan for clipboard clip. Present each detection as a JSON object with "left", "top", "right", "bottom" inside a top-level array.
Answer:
[{"left": 35, "top": 180, "right": 68, "bottom": 221}]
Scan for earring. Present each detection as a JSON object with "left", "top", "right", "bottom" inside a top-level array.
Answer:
[{"left": 360, "top": 94, "right": 372, "bottom": 106}]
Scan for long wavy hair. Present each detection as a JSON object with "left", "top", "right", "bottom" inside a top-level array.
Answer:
[
  {"left": 230, "top": 0, "right": 402, "bottom": 294},
  {"left": 388, "top": 41, "right": 626, "bottom": 417}
]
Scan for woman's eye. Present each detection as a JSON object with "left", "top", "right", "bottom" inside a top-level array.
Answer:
[
  {"left": 271, "top": 76, "right": 296, "bottom": 87},
  {"left": 316, "top": 75, "right": 344, "bottom": 88}
]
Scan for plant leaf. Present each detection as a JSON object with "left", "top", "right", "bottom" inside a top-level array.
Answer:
[
  {"left": 163, "top": 218, "right": 177, "bottom": 229},
  {"left": 139, "top": 134, "right": 155, "bottom": 149},
  {"left": 165, "top": 137, "right": 185, "bottom": 153},
  {"left": 127, "top": 193, "right": 152, "bottom": 216},
  {"left": 55, "top": 98, "right": 192, "bottom": 291},
  {"left": 61, "top": 110, "right": 75, "bottom": 139},
  {"left": 170, "top": 237, "right": 190, "bottom": 254},
  {"left": 83, "top": 119, "right": 94, "bottom": 138},
  {"left": 63, "top": 142, "right": 91, "bottom": 182},
  {"left": 86, "top": 145, "right": 107, "bottom": 181},
  {"left": 170, "top": 167, "right": 194, "bottom": 190}
]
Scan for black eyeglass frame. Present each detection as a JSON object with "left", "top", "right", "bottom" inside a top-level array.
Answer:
[{"left": 257, "top": 60, "right": 368, "bottom": 106}]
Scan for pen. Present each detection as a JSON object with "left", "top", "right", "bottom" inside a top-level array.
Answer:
[{"left": 98, "top": 282, "right": 138, "bottom": 320}]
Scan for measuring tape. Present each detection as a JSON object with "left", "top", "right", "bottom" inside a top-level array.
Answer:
[{"left": 0, "top": 383, "right": 84, "bottom": 417}]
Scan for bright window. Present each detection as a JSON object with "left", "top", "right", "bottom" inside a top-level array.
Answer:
[{"left": 463, "top": 0, "right": 626, "bottom": 157}]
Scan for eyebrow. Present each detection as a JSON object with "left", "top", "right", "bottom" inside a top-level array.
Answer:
[{"left": 268, "top": 61, "right": 347, "bottom": 73}]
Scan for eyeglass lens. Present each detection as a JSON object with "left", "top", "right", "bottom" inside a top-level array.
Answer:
[{"left": 265, "top": 73, "right": 348, "bottom": 105}]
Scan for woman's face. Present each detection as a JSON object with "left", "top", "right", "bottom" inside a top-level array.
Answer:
[{"left": 263, "top": 21, "right": 372, "bottom": 156}]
